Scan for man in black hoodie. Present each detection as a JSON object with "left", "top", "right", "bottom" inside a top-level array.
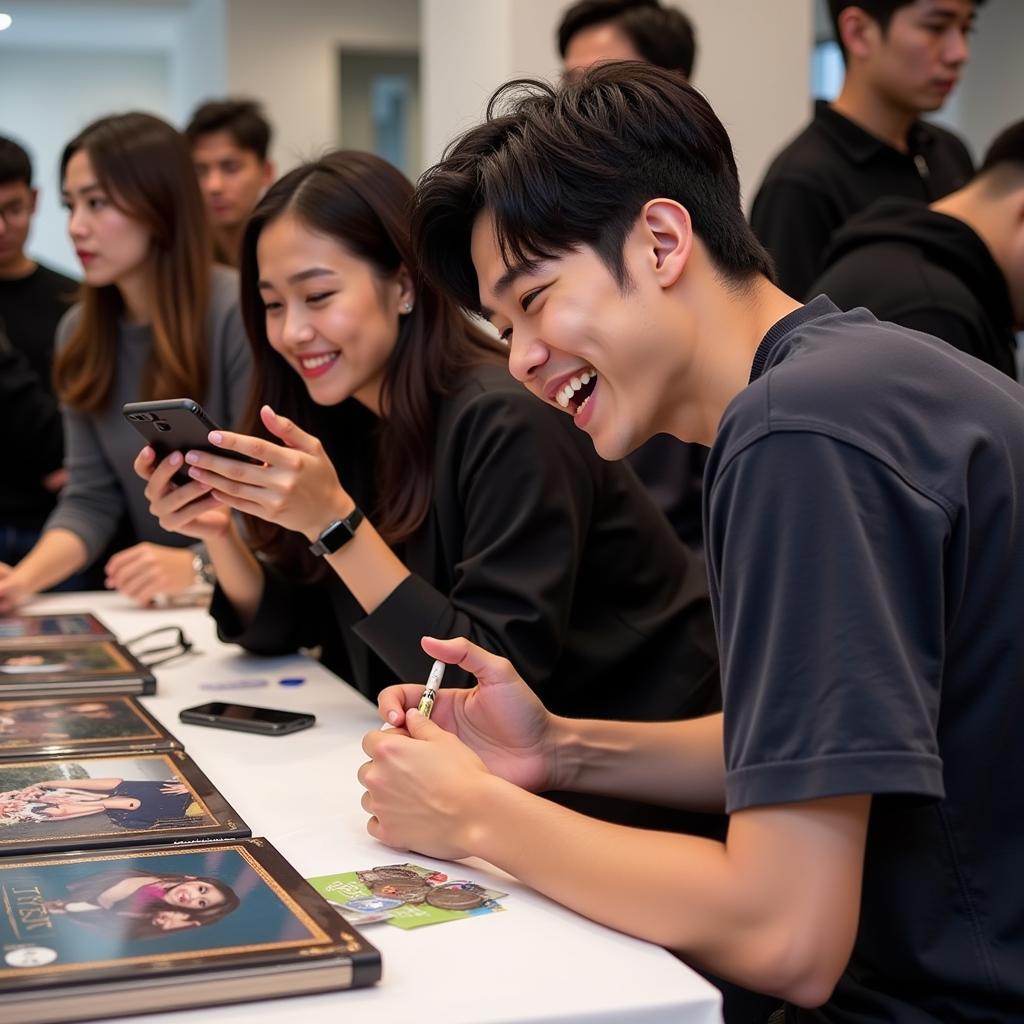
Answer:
[{"left": 810, "top": 119, "right": 1024, "bottom": 379}]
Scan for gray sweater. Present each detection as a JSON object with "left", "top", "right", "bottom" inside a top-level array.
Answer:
[{"left": 45, "top": 265, "right": 252, "bottom": 562}]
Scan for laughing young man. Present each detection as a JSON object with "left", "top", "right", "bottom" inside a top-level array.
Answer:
[{"left": 357, "top": 63, "right": 1024, "bottom": 1020}]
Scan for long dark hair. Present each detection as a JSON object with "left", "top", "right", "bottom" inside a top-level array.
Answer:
[
  {"left": 63, "top": 871, "right": 240, "bottom": 940},
  {"left": 54, "top": 112, "right": 213, "bottom": 413},
  {"left": 239, "top": 150, "right": 503, "bottom": 566}
]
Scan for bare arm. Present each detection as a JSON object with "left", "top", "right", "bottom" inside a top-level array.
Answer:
[
  {"left": 551, "top": 712, "right": 726, "bottom": 812},
  {"left": 474, "top": 781, "right": 868, "bottom": 1006},
  {"left": 40, "top": 801, "right": 109, "bottom": 821},
  {"left": 34, "top": 778, "right": 122, "bottom": 792},
  {"left": 363, "top": 710, "right": 869, "bottom": 1008},
  {"left": 203, "top": 521, "right": 265, "bottom": 625},
  {"left": 376, "top": 639, "right": 726, "bottom": 812},
  {"left": 134, "top": 446, "right": 265, "bottom": 625},
  {"left": 365, "top": 640, "right": 867, "bottom": 1005},
  {"left": 0, "top": 529, "right": 89, "bottom": 611},
  {"left": 186, "top": 409, "right": 410, "bottom": 616}
]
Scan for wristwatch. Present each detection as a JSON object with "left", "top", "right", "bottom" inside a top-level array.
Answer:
[
  {"left": 308, "top": 507, "right": 365, "bottom": 557},
  {"left": 191, "top": 547, "right": 216, "bottom": 586}
]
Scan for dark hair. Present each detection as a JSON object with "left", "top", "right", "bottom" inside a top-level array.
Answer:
[
  {"left": 238, "top": 150, "right": 504, "bottom": 564},
  {"left": 124, "top": 874, "right": 240, "bottom": 939},
  {"left": 54, "top": 113, "right": 212, "bottom": 414},
  {"left": 828, "top": 1, "right": 985, "bottom": 59},
  {"left": 186, "top": 99, "right": 272, "bottom": 160},
  {"left": 0, "top": 136, "right": 32, "bottom": 187},
  {"left": 980, "top": 118, "right": 1024, "bottom": 177},
  {"left": 64, "top": 872, "right": 240, "bottom": 940},
  {"left": 412, "top": 62, "right": 773, "bottom": 316},
  {"left": 557, "top": 0, "right": 696, "bottom": 78}
]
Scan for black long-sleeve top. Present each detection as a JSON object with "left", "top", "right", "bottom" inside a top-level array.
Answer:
[
  {"left": 0, "top": 328, "right": 64, "bottom": 523},
  {"left": 213, "top": 364, "right": 719, "bottom": 723}
]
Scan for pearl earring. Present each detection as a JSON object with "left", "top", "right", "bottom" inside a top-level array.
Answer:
[{"left": 400, "top": 302, "right": 414, "bottom": 314}]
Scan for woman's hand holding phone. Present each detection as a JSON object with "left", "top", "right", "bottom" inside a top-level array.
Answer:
[
  {"left": 133, "top": 445, "right": 233, "bottom": 543},
  {"left": 181, "top": 405, "right": 353, "bottom": 541}
]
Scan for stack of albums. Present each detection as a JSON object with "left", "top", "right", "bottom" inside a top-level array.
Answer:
[
  {"left": 0, "top": 618, "right": 382, "bottom": 1020},
  {"left": 1, "top": 839, "right": 381, "bottom": 1023},
  {"left": 0, "top": 613, "right": 154, "bottom": 698}
]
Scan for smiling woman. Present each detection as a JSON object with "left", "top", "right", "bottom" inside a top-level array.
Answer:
[{"left": 136, "top": 150, "right": 721, "bottom": 828}]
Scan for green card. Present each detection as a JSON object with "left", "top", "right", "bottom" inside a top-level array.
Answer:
[{"left": 307, "top": 862, "right": 507, "bottom": 929}]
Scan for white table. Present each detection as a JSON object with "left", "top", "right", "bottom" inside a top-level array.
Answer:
[{"left": 26, "top": 591, "right": 722, "bottom": 1024}]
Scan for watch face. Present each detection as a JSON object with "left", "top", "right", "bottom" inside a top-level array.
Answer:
[{"left": 309, "top": 509, "right": 364, "bottom": 556}]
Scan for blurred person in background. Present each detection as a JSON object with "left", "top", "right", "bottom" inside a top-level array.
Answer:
[
  {"left": 0, "top": 136, "right": 78, "bottom": 571},
  {"left": 186, "top": 98, "right": 274, "bottom": 268},
  {"left": 0, "top": 113, "right": 251, "bottom": 611},
  {"left": 751, "top": 0, "right": 983, "bottom": 297}
]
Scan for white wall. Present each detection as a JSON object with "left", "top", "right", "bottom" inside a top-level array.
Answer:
[
  {"left": 421, "top": 0, "right": 562, "bottom": 169},
  {"left": 0, "top": 51, "right": 173, "bottom": 277},
  {"left": 933, "top": 0, "right": 1024, "bottom": 161},
  {"left": 421, "top": 0, "right": 813, "bottom": 207},
  {"left": 225, "top": 0, "right": 419, "bottom": 173},
  {"left": 682, "top": 1, "right": 814, "bottom": 208},
  {"left": 0, "top": 0, "right": 225, "bottom": 274}
]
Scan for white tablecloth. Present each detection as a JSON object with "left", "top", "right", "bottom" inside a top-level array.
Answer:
[{"left": 24, "top": 591, "right": 722, "bottom": 1024}]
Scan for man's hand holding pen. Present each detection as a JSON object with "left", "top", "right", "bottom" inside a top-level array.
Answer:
[{"left": 358, "top": 635, "right": 559, "bottom": 857}]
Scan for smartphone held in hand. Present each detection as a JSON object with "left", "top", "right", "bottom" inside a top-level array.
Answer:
[{"left": 122, "top": 399, "right": 258, "bottom": 483}]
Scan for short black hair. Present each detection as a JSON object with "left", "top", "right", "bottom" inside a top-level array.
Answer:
[
  {"left": 558, "top": 0, "right": 696, "bottom": 78},
  {"left": 185, "top": 98, "right": 272, "bottom": 160},
  {"left": 0, "top": 136, "right": 32, "bottom": 187},
  {"left": 412, "top": 61, "right": 773, "bottom": 315},
  {"left": 828, "top": 1, "right": 985, "bottom": 60},
  {"left": 979, "top": 119, "right": 1024, "bottom": 177}
]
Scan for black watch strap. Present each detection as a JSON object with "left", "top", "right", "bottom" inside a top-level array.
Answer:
[{"left": 308, "top": 507, "right": 365, "bottom": 557}]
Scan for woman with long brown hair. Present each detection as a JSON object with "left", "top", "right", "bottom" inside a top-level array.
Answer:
[
  {"left": 136, "top": 151, "right": 718, "bottom": 755},
  {"left": 0, "top": 113, "right": 250, "bottom": 610}
]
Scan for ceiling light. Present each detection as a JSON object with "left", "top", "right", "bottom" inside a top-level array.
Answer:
[{"left": 0, "top": 14, "right": 12, "bottom": 31}]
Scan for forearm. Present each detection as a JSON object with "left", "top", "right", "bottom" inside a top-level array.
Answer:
[
  {"left": 467, "top": 780, "right": 867, "bottom": 1004},
  {"left": 205, "top": 523, "right": 265, "bottom": 626},
  {"left": 15, "top": 529, "right": 88, "bottom": 592},
  {"left": 323, "top": 516, "right": 410, "bottom": 615},
  {"left": 550, "top": 712, "right": 726, "bottom": 812},
  {"left": 39, "top": 778, "right": 120, "bottom": 792}
]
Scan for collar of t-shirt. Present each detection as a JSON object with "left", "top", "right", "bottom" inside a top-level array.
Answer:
[
  {"left": 812, "top": 99, "right": 937, "bottom": 165},
  {"left": 749, "top": 295, "right": 840, "bottom": 384}
]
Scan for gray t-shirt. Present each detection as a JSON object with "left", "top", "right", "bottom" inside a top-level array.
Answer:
[{"left": 45, "top": 265, "right": 251, "bottom": 562}]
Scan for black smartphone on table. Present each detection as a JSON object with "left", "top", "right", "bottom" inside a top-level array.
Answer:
[
  {"left": 179, "top": 701, "right": 316, "bottom": 736},
  {"left": 122, "top": 398, "right": 259, "bottom": 484}
]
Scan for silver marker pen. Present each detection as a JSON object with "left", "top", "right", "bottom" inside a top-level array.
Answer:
[{"left": 417, "top": 659, "right": 446, "bottom": 719}]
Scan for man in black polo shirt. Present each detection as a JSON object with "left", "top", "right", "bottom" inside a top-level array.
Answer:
[
  {"left": 0, "top": 136, "right": 77, "bottom": 568},
  {"left": 751, "top": 0, "right": 981, "bottom": 297},
  {"left": 809, "top": 118, "right": 1024, "bottom": 379},
  {"left": 359, "top": 62, "right": 1024, "bottom": 1021}
]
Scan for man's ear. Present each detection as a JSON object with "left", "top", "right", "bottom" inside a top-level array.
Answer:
[
  {"left": 640, "top": 198, "right": 693, "bottom": 289},
  {"left": 837, "top": 6, "right": 880, "bottom": 62},
  {"left": 29, "top": 187, "right": 38, "bottom": 215},
  {"left": 262, "top": 161, "right": 275, "bottom": 188}
]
